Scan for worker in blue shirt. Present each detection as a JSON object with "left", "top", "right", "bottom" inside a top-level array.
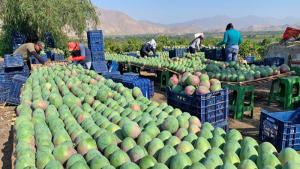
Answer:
[{"left": 218, "top": 23, "right": 243, "bottom": 62}]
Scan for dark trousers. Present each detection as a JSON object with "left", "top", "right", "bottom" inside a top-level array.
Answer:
[
  {"left": 140, "top": 50, "right": 148, "bottom": 57},
  {"left": 189, "top": 47, "right": 196, "bottom": 54}
]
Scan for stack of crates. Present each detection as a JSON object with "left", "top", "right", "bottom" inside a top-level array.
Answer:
[
  {"left": 6, "top": 75, "right": 27, "bottom": 105},
  {"left": 87, "top": 30, "right": 105, "bottom": 62},
  {"left": 0, "top": 55, "right": 30, "bottom": 104},
  {"left": 166, "top": 88, "right": 229, "bottom": 129},
  {"left": 87, "top": 30, "right": 107, "bottom": 73}
]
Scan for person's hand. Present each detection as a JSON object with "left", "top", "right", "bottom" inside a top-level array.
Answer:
[
  {"left": 67, "top": 56, "right": 72, "bottom": 63},
  {"left": 44, "top": 60, "right": 51, "bottom": 65}
]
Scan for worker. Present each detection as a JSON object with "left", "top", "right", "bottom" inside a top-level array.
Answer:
[
  {"left": 217, "top": 23, "right": 243, "bottom": 62},
  {"left": 189, "top": 33, "right": 204, "bottom": 54},
  {"left": 140, "top": 39, "right": 157, "bottom": 57},
  {"left": 68, "top": 42, "right": 92, "bottom": 69},
  {"left": 13, "top": 41, "right": 47, "bottom": 68}
]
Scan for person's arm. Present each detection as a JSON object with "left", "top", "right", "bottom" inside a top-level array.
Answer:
[
  {"left": 70, "top": 56, "right": 86, "bottom": 61},
  {"left": 217, "top": 31, "right": 228, "bottom": 46},
  {"left": 31, "top": 52, "right": 46, "bottom": 64}
]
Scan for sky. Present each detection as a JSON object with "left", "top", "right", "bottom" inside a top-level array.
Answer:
[{"left": 92, "top": 0, "right": 300, "bottom": 24}]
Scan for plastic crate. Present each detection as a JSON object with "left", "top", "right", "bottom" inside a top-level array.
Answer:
[
  {"left": 264, "top": 57, "right": 284, "bottom": 66},
  {"left": 102, "top": 71, "right": 121, "bottom": 77},
  {"left": 215, "top": 119, "right": 229, "bottom": 131},
  {"left": 106, "top": 74, "right": 124, "bottom": 83},
  {"left": 108, "top": 61, "right": 119, "bottom": 72},
  {"left": 91, "top": 61, "right": 108, "bottom": 73},
  {"left": 205, "top": 48, "right": 225, "bottom": 61},
  {"left": 253, "top": 60, "right": 264, "bottom": 66},
  {"left": 169, "top": 49, "right": 186, "bottom": 58},
  {"left": 167, "top": 88, "right": 229, "bottom": 126},
  {"left": 259, "top": 109, "right": 300, "bottom": 151},
  {"left": 245, "top": 56, "right": 255, "bottom": 63},
  {"left": 91, "top": 52, "right": 105, "bottom": 61},
  {"left": 4, "top": 54, "right": 24, "bottom": 68},
  {"left": 53, "top": 53, "right": 65, "bottom": 61},
  {"left": 29, "top": 55, "right": 49, "bottom": 64},
  {"left": 122, "top": 77, "right": 154, "bottom": 99},
  {"left": 44, "top": 32, "right": 55, "bottom": 48},
  {"left": 89, "top": 43, "right": 104, "bottom": 52},
  {"left": 87, "top": 30, "right": 104, "bottom": 52},
  {"left": 0, "top": 87, "right": 10, "bottom": 104},
  {"left": 87, "top": 30, "right": 103, "bottom": 41},
  {"left": 6, "top": 75, "right": 27, "bottom": 105},
  {"left": 2, "top": 64, "right": 29, "bottom": 84}
]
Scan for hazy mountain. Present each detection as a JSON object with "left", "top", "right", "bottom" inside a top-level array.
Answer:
[{"left": 94, "top": 8, "right": 300, "bottom": 35}]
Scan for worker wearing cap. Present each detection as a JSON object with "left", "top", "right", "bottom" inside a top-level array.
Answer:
[
  {"left": 140, "top": 39, "right": 157, "bottom": 57},
  {"left": 217, "top": 23, "right": 243, "bottom": 62},
  {"left": 68, "top": 42, "right": 92, "bottom": 69},
  {"left": 189, "top": 33, "right": 204, "bottom": 54},
  {"left": 13, "top": 41, "right": 47, "bottom": 68}
]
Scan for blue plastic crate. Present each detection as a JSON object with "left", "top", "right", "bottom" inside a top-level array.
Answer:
[
  {"left": 166, "top": 88, "right": 229, "bottom": 126},
  {"left": 89, "top": 43, "right": 104, "bottom": 52},
  {"left": 0, "top": 87, "right": 10, "bottom": 104},
  {"left": 214, "top": 119, "right": 229, "bottom": 131},
  {"left": 107, "top": 74, "right": 124, "bottom": 83},
  {"left": 259, "top": 109, "right": 300, "bottom": 151},
  {"left": 122, "top": 77, "right": 154, "bottom": 99},
  {"left": 108, "top": 61, "right": 119, "bottom": 72},
  {"left": 91, "top": 61, "right": 108, "bottom": 73},
  {"left": 4, "top": 54, "right": 24, "bottom": 68},
  {"left": 264, "top": 57, "right": 284, "bottom": 66},
  {"left": 87, "top": 30, "right": 103, "bottom": 39},
  {"left": 29, "top": 55, "right": 49, "bottom": 64},
  {"left": 102, "top": 71, "right": 121, "bottom": 77},
  {"left": 44, "top": 32, "right": 55, "bottom": 48},
  {"left": 91, "top": 52, "right": 105, "bottom": 61},
  {"left": 53, "top": 53, "right": 65, "bottom": 61},
  {"left": 87, "top": 30, "right": 104, "bottom": 52},
  {"left": 245, "top": 56, "right": 255, "bottom": 63},
  {"left": 169, "top": 49, "right": 186, "bottom": 58},
  {"left": 6, "top": 75, "right": 27, "bottom": 105},
  {"left": 204, "top": 48, "right": 226, "bottom": 61},
  {"left": 0, "top": 73, "right": 12, "bottom": 88}
]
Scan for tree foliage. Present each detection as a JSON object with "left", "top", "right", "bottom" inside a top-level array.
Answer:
[{"left": 0, "top": 0, "right": 98, "bottom": 54}]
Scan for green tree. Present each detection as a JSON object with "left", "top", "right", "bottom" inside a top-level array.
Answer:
[{"left": 0, "top": 0, "right": 98, "bottom": 54}]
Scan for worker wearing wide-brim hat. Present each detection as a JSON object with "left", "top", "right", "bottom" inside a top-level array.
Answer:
[
  {"left": 140, "top": 39, "right": 157, "bottom": 57},
  {"left": 189, "top": 32, "right": 204, "bottom": 54}
]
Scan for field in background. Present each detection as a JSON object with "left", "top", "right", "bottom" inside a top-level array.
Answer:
[{"left": 104, "top": 31, "right": 282, "bottom": 60}]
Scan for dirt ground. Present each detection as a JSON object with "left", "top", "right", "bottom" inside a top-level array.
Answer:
[
  {"left": 0, "top": 81, "right": 285, "bottom": 169},
  {"left": 0, "top": 106, "right": 15, "bottom": 169}
]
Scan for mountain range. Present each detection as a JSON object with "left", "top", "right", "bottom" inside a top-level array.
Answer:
[{"left": 94, "top": 8, "right": 299, "bottom": 35}]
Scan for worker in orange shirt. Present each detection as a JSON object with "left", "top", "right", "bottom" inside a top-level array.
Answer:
[{"left": 68, "top": 42, "right": 92, "bottom": 69}]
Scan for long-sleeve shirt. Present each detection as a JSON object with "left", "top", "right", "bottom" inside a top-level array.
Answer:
[
  {"left": 189, "top": 37, "right": 201, "bottom": 50},
  {"left": 141, "top": 43, "right": 156, "bottom": 55},
  {"left": 218, "top": 29, "right": 243, "bottom": 47}
]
